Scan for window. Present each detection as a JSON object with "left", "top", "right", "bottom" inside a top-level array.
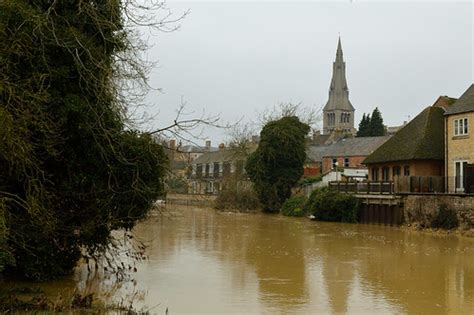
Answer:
[
  {"left": 213, "top": 162, "right": 220, "bottom": 177},
  {"left": 392, "top": 166, "right": 401, "bottom": 177},
  {"left": 344, "top": 158, "right": 349, "bottom": 167},
  {"left": 205, "top": 164, "right": 210, "bottom": 177},
  {"left": 332, "top": 158, "right": 338, "bottom": 169},
  {"left": 454, "top": 118, "right": 469, "bottom": 136},
  {"left": 196, "top": 164, "right": 203, "bottom": 178},
  {"left": 382, "top": 167, "right": 390, "bottom": 181},
  {"left": 371, "top": 168, "right": 379, "bottom": 181},
  {"left": 455, "top": 160, "right": 469, "bottom": 191},
  {"left": 404, "top": 165, "right": 410, "bottom": 176}
]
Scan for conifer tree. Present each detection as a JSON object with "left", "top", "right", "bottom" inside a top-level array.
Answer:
[
  {"left": 357, "top": 113, "right": 369, "bottom": 137},
  {"left": 368, "top": 107, "right": 385, "bottom": 136}
]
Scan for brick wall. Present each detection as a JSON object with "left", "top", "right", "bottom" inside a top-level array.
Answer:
[{"left": 322, "top": 156, "right": 367, "bottom": 173}]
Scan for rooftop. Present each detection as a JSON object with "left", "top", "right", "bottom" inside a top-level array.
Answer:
[
  {"left": 364, "top": 106, "right": 445, "bottom": 164},
  {"left": 445, "top": 84, "right": 474, "bottom": 115},
  {"left": 306, "top": 136, "right": 391, "bottom": 162}
]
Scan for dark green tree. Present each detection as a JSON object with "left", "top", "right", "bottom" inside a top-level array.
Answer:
[
  {"left": 245, "top": 116, "right": 310, "bottom": 213},
  {"left": 357, "top": 113, "right": 370, "bottom": 137},
  {"left": 0, "top": 1, "right": 168, "bottom": 280},
  {"left": 368, "top": 107, "right": 385, "bottom": 136}
]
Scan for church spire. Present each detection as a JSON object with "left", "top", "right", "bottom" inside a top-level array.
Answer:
[
  {"left": 323, "top": 37, "right": 354, "bottom": 112},
  {"left": 322, "top": 37, "right": 355, "bottom": 135},
  {"left": 336, "top": 36, "right": 343, "bottom": 63}
]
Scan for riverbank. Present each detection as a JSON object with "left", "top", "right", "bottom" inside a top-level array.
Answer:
[
  {"left": 166, "top": 193, "right": 217, "bottom": 207},
  {"left": 166, "top": 193, "right": 474, "bottom": 236}
]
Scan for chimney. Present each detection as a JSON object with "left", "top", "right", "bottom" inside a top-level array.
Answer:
[
  {"left": 312, "top": 130, "right": 321, "bottom": 141},
  {"left": 218, "top": 143, "right": 225, "bottom": 151},
  {"left": 169, "top": 139, "right": 176, "bottom": 150},
  {"left": 205, "top": 140, "right": 211, "bottom": 150}
]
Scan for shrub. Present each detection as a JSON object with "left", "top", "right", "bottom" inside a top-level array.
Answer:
[
  {"left": 214, "top": 181, "right": 261, "bottom": 211},
  {"left": 431, "top": 204, "right": 459, "bottom": 230},
  {"left": 304, "top": 187, "right": 358, "bottom": 223},
  {"left": 281, "top": 196, "right": 307, "bottom": 217},
  {"left": 298, "top": 175, "right": 322, "bottom": 186}
]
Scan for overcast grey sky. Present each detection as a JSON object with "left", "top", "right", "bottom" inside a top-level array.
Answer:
[{"left": 140, "top": 1, "right": 473, "bottom": 144}]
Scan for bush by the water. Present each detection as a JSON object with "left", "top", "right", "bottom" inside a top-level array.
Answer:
[
  {"left": 304, "top": 187, "right": 358, "bottom": 223},
  {"left": 298, "top": 175, "right": 322, "bottom": 186},
  {"left": 214, "top": 181, "right": 261, "bottom": 211},
  {"left": 431, "top": 204, "right": 459, "bottom": 230},
  {"left": 281, "top": 196, "right": 307, "bottom": 217}
]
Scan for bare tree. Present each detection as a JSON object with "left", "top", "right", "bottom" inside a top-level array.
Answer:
[{"left": 258, "top": 102, "right": 322, "bottom": 132}]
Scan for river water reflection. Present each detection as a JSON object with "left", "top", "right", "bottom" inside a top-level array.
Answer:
[{"left": 15, "top": 205, "right": 474, "bottom": 314}]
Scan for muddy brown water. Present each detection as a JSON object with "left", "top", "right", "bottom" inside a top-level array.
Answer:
[{"left": 5, "top": 205, "right": 474, "bottom": 314}]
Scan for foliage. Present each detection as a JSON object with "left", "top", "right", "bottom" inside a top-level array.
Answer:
[
  {"left": 357, "top": 113, "right": 370, "bottom": 137},
  {"left": 0, "top": 204, "right": 14, "bottom": 274},
  {"left": 299, "top": 175, "right": 323, "bottom": 186},
  {"left": 245, "top": 116, "right": 310, "bottom": 213},
  {"left": 304, "top": 188, "right": 358, "bottom": 223},
  {"left": 281, "top": 196, "right": 307, "bottom": 217},
  {"left": 431, "top": 204, "right": 459, "bottom": 230},
  {"left": 214, "top": 179, "right": 261, "bottom": 211},
  {"left": 0, "top": 1, "right": 167, "bottom": 280},
  {"left": 357, "top": 108, "right": 385, "bottom": 137},
  {"left": 369, "top": 107, "right": 385, "bottom": 136}
]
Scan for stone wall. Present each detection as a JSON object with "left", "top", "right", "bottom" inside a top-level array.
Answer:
[{"left": 403, "top": 194, "right": 474, "bottom": 229}]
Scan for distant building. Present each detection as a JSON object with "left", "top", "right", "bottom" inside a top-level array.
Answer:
[
  {"left": 167, "top": 139, "right": 217, "bottom": 177},
  {"left": 444, "top": 84, "right": 474, "bottom": 193},
  {"left": 305, "top": 136, "right": 390, "bottom": 178},
  {"left": 189, "top": 145, "right": 252, "bottom": 194},
  {"left": 322, "top": 37, "right": 356, "bottom": 136}
]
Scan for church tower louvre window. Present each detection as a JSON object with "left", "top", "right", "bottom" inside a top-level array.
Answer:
[{"left": 322, "top": 37, "right": 355, "bottom": 135}]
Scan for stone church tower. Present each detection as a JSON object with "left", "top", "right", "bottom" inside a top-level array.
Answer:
[{"left": 322, "top": 37, "right": 356, "bottom": 135}]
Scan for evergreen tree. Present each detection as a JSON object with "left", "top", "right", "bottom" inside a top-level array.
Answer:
[
  {"left": 245, "top": 116, "right": 310, "bottom": 213},
  {"left": 357, "top": 113, "right": 370, "bottom": 137},
  {"left": 368, "top": 107, "right": 385, "bottom": 136}
]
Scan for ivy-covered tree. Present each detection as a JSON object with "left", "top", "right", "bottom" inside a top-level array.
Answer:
[
  {"left": 245, "top": 116, "right": 310, "bottom": 213},
  {"left": 0, "top": 1, "right": 168, "bottom": 280},
  {"left": 357, "top": 113, "right": 370, "bottom": 137},
  {"left": 368, "top": 107, "right": 385, "bottom": 136}
]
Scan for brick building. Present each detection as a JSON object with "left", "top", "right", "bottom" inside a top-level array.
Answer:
[
  {"left": 306, "top": 136, "right": 390, "bottom": 177},
  {"left": 364, "top": 105, "right": 446, "bottom": 182}
]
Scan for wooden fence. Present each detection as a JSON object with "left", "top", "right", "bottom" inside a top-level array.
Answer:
[{"left": 329, "top": 176, "right": 446, "bottom": 194}]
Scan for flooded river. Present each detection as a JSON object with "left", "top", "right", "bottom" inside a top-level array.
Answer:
[{"left": 7, "top": 205, "right": 474, "bottom": 314}]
